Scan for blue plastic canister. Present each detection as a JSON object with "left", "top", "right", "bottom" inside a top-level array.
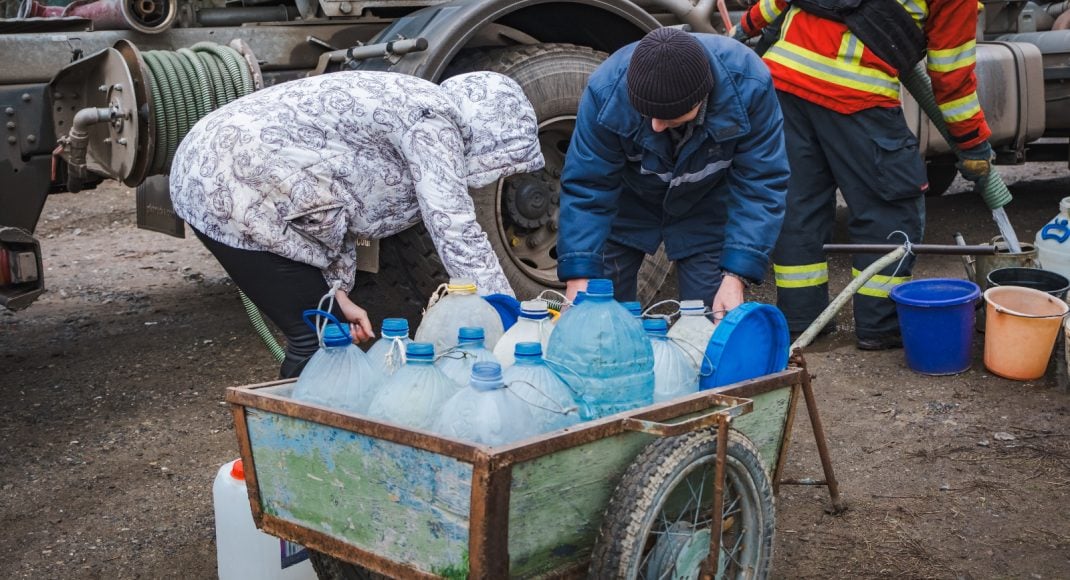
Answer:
[{"left": 890, "top": 278, "right": 981, "bottom": 375}]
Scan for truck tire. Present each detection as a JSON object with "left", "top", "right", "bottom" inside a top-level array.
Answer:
[
  {"left": 351, "top": 223, "right": 447, "bottom": 332},
  {"left": 446, "top": 44, "right": 672, "bottom": 304}
]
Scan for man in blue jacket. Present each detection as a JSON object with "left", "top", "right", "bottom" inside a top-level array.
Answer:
[{"left": 558, "top": 27, "right": 789, "bottom": 318}]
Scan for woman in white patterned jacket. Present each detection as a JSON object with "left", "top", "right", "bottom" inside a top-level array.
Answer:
[{"left": 169, "top": 71, "right": 544, "bottom": 377}]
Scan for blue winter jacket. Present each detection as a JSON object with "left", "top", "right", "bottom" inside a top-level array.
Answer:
[{"left": 557, "top": 34, "right": 789, "bottom": 283}]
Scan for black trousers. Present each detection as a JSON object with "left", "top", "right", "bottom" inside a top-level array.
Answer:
[
  {"left": 194, "top": 229, "right": 344, "bottom": 378},
  {"left": 603, "top": 240, "right": 722, "bottom": 308}
]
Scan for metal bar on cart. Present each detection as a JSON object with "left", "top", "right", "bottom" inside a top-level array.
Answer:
[
  {"left": 797, "top": 357, "right": 846, "bottom": 514},
  {"left": 824, "top": 243, "right": 997, "bottom": 255},
  {"left": 701, "top": 418, "right": 731, "bottom": 578}
]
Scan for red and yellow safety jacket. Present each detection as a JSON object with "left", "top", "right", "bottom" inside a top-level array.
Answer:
[{"left": 740, "top": 0, "right": 991, "bottom": 149}]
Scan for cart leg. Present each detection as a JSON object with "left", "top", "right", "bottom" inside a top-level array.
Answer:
[
  {"left": 700, "top": 419, "right": 729, "bottom": 579},
  {"left": 798, "top": 359, "right": 847, "bottom": 515}
]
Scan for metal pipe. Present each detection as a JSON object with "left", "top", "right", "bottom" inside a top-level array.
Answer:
[
  {"left": 196, "top": 6, "right": 297, "bottom": 27},
  {"left": 822, "top": 243, "right": 998, "bottom": 255},
  {"left": 64, "top": 107, "right": 115, "bottom": 193},
  {"left": 700, "top": 418, "right": 729, "bottom": 578},
  {"left": 345, "top": 37, "right": 429, "bottom": 61}
]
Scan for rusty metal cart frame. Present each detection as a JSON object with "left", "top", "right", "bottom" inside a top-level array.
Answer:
[{"left": 226, "top": 356, "right": 842, "bottom": 579}]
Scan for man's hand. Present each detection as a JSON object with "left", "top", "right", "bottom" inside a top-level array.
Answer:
[
  {"left": 335, "top": 289, "right": 375, "bottom": 343},
  {"left": 712, "top": 274, "right": 746, "bottom": 322},
  {"left": 565, "top": 278, "right": 589, "bottom": 305},
  {"left": 957, "top": 142, "right": 993, "bottom": 183}
]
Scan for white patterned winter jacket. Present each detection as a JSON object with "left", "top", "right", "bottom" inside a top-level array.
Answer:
[{"left": 169, "top": 71, "right": 544, "bottom": 296}]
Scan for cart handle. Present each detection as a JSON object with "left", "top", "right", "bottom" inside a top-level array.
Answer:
[{"left": 622, "top": 395, "right": 753, "bottom": 437}]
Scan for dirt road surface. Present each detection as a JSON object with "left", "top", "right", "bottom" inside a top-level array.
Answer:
[{"left": 3, "top": 165, "right": 1070, "bottom": 579}]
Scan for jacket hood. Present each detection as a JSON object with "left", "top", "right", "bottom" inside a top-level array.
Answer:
[{"left": 439, "top": 71, "right": 545, "bottom": 188}]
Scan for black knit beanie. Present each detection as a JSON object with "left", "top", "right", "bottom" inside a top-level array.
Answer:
[{"left": 627, "top": 28, "right": 714, "bottom": 120}]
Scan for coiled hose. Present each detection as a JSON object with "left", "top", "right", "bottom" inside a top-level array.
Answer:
[
  {"left": 899, "top": 62, "right": 1012, "bottom": 210},
  {"left": 142, "top": 43, "right": 283, "bottom": 362},
  {"left": 141, "top": 42, "right": 255, "bottom": 174}
]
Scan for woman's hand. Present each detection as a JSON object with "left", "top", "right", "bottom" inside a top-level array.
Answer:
[{"left": 335, "top": 289, "right": 375, "bottom": 343}]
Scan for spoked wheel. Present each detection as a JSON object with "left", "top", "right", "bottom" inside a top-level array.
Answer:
[{"left": 590, "top": 429, "right": 775, "bottom": 579}]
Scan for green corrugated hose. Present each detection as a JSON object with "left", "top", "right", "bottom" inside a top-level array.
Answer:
[
  {"left": 899, "top": 62, "right": 1013, "bottom": 210},
  {"left": 142, "top": 44, "right": 284, "bottom": 362}
]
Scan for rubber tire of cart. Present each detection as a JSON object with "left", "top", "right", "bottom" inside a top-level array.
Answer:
[
  {"left": 588, "top": 429, "right": 776, "bottom": 579},
  {"left": 926, "top": 160, "right": 958, "bottom": 197},
  {"left": 308, "top": 550, "right": 388, "bottom": 580},
  {"left": 443, "top": 43, "right": 673, "bottom": 305}
]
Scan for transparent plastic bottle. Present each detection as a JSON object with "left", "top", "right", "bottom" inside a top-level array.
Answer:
[
  {"left": 621, "top": 301, "right": 643, "bottom": 318},
  {"left": 366, "top": 318, "right": 412, "bottom": 376},
  {"left": 545, "top": 279, "right": 655, "bottom": 419},
  {"left": 667, "top": 299, "right": 716, "bottom": 375},
  {"left": 493, "top": 300, "right": 555, "bottom": 368},
  {"left": 436, "top": 327, "right": 499, "bottom": 387},
  {"left": 644, "top": 318, "right": 700, "bottom": 403},
  {"left": 503, "top": 342, "right": 583, "bottom": 433},
  {"left": 291, "top": 311, "right": 377, "bottom": 413},
  {"left": 366, "top": 342, "right": 461, "bottom": 431},
  {"left": 433, "top": 361, "right": 539, "bottom": 446},
  {"left": 415, "top": 278, "right": 504, "bottom": 353}
]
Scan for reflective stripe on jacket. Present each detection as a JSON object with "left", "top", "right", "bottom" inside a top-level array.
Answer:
[{"left": 741, "top": 0, "right": 991, "bottom": 148}]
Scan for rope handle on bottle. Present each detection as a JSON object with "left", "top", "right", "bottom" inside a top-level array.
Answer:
[
  {"left": 382, "top": 336, "right": 407, "bottom": 371},
  {"left": 664, "top": 336, "right": 715, "bottom": 378},
  {"left": 302, "top": 309, "right": 347, "bottom": 350},
  {"left": 434, "top": 345, "right": 477, "bottom": 363},
  {"left": 536, "top": 289, "right": 571, "bottom": 313},
  {"left": 503, "top": 379, "right": 579, "bottom": 417},
  {"left": 642, "top": 299, "right": 681, "bottom": 322},
  {"left": 424, "top": 282, "right": 450, "bottom": 314}
]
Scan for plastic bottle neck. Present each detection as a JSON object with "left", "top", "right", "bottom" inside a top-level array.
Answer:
[
  {"left": 407, "top": 355, "right": 435, "bottom": 365},
  {"left": 647, "top": 330, "right": 668, "bottom": 339},
  {"left": 459, "top": 339, "right": 485, "bottom": 349},
  {"left": 382, "top": 331, "right": 409, "bottom": 339},
  {"left": 514, "top": 354, "right": 544, "bottom": 366}
]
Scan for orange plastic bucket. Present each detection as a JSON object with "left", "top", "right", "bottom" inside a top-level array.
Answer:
[{"left": 983, "top": 286, "right": 1069, "bottom": 380}]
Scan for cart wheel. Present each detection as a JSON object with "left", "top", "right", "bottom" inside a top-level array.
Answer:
[
  {"left": 308, "top": 550, "right": 387, "bottom": 580},
  {"left": 589, "top": 429, "right": 775, "bottom": 579}
]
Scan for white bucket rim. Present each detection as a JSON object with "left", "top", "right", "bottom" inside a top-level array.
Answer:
[{"left": 983, "top": 285, "right": 1070, "bottom": 319}]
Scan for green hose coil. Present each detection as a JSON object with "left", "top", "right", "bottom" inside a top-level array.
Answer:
[
  {"left": 141, "top": 42, "right": 255, "bottom": 174},
  {"left": 239, "top": 290, "right": 286, "bottom": 364},
  {"left": 900, "top": 62, "right": 1013, "bottom": 210}
]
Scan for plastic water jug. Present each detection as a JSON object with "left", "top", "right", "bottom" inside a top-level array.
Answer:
[
  {"left": 366, "top": 342, "right": 461, "bottom": 431},
  {"left": 214, "top": 459, "right": 316, "bottom": 580},
  {"left": 433, "top": 361, "right": 540, "bottom": 445},
  {"left": 415, "top": 278, "right": 504, "bottom": 353},
  {"left": 668, "top": 300, "right": 716, "bottom": 374},
  {"left": 1036, "top": 196, "right": 1070, "bottom": 280},
  {"left": 366, "top": 318, "right": 411, "bottom": 376},
  {"left": 494, "top": 300, "right": 554, "bottom": 368},
  {"left": 502, "top": 342, "right": 583, "bottom": 432},
  {"left": 436, "top": 327, "right": 500, "bottom": 387},
  {"left": 644, "top": 318, "right": 700, "bottom": 403},
  {"left": 291, "top": 310, "right": 377, "bottom": 413},
  {"left": 621, "top": 301, "right": 643, "bottom": 318},
  {"left": 545, "top": 278, "right": 655, "bottom": 419}
]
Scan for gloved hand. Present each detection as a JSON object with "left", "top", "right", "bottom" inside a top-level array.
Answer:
[
  {"left": 956, "top": 141, "right": 993, "bottom": 183},
  {"left": 730, "top": 23, "right": 749, "bottom": 43}
]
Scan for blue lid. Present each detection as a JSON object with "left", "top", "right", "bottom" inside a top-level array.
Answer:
[
  {"left": 381, "top": 318, "right": 409, "bottom": 337},
  {"left": 470, "top": 361, "right": 504, "bottom": 391},
  {"left": 322, "top": 323, "right": 352, "bottom": 347},
  {"left": 890, "top": 278, "right": 981, "bottom": 308},
  {"left": 458, "top": 327, "right": 485, "bottom": 342},
  {"left": 519, "top": 299, "right": 550, "bottom": 320},
  {"left": 514, "top": 342, "right": 543, "bottom": 357},
  {"left": 700, "top": 303, "right": 789, "bottom": 390},
  {"left": 573, "top": 291, "right": 587, "bottom": 305},
  {"left": 483, "top": 293, "right": 521, "bottom": 331},
  {"left": 406, "top": 342, "right": 435, "bottom": 359},
  {"left": 643, "top": 318, "right": 668, "bottom": 334},
  {"left": 586, "top": 278, "right": 613, "bottom": 296},
  {"left": 622, "top": 301, "right": 642, "bottom": 316}
]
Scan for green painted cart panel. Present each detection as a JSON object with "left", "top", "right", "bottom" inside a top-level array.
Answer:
[
  {"left": 245, "top": 408, "right": 472, "bottom": 573},
  {"left": 505, "top": 388, "right": 792, "bottom": 577}
]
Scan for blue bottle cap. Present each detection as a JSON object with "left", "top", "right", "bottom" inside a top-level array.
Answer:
[
  {"left": 621, "top": 301, "right": 642, "bottom": 317},
  {"left": 586, "top": 278, "right": 614, "bottom": 296},
  {"left": 470, "top": 361, "right": 504, "bottom": 391},
  {"left": 573, "top": 291, "right": 587, "bottom": 305},
  {"left": 643, "top": 318, "right": 669, "bottom": 335},
  {"left": 458, "top": 327, "right": 485, "bottom": 342},
  {"left": 406, "top": 342, "right": 435, "bottom": 360},
  {"left": 381, "top": 318, "right": 409, "bottom": 337},
  {"left": 514, "top": 342, "right": 543, "bottom": 357},
  {"left": 322, "top": 323, "right": 352, "bottom": 347}
]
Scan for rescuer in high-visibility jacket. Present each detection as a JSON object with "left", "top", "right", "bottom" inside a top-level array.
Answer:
[{"left": 733, "top": 0, "right": 994, "bottom": 350}]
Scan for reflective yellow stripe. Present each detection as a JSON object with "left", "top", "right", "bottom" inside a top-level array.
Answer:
[
  {"left": 852, "top": 268, "right": 912, "bottom": 298},
  {"left": 939, "top": 93, "right": 982, "bottom": 123},
  {"left": 765, "top": 42, "right": 901, "bottom": 99},
  {"left": 759, "top": 0, "right": 782, "bottom": 24},
  {"left": 775, "top": 262, "right": 829, "bottom": 288},
  {"left": 899, "top": 0, "right": 927, "bottom": 24},
  {"left": 928, "top": 40, "right": 976, "bottom": 73},
  {"left": 839, "top": 33, "right": 862, "bottom": 66}
]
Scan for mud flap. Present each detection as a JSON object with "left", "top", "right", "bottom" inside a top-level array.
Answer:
[{"left": 135, "top": 175, "right": 185, "bottom": 238}]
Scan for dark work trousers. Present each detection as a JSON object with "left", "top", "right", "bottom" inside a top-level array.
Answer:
[
  {"left": 194, "top": 229, "right": 345, "bottom": 379},
  {"left": 604, "top": 240, "right": 722, "bottom": 308},
  {"left": 772, "top": 91, "right": 926, "bottom": 339}
]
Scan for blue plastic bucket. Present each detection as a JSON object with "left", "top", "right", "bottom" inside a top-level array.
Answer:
[{"left": 890, "top": 278, "right": 981, "bottom": 375}]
